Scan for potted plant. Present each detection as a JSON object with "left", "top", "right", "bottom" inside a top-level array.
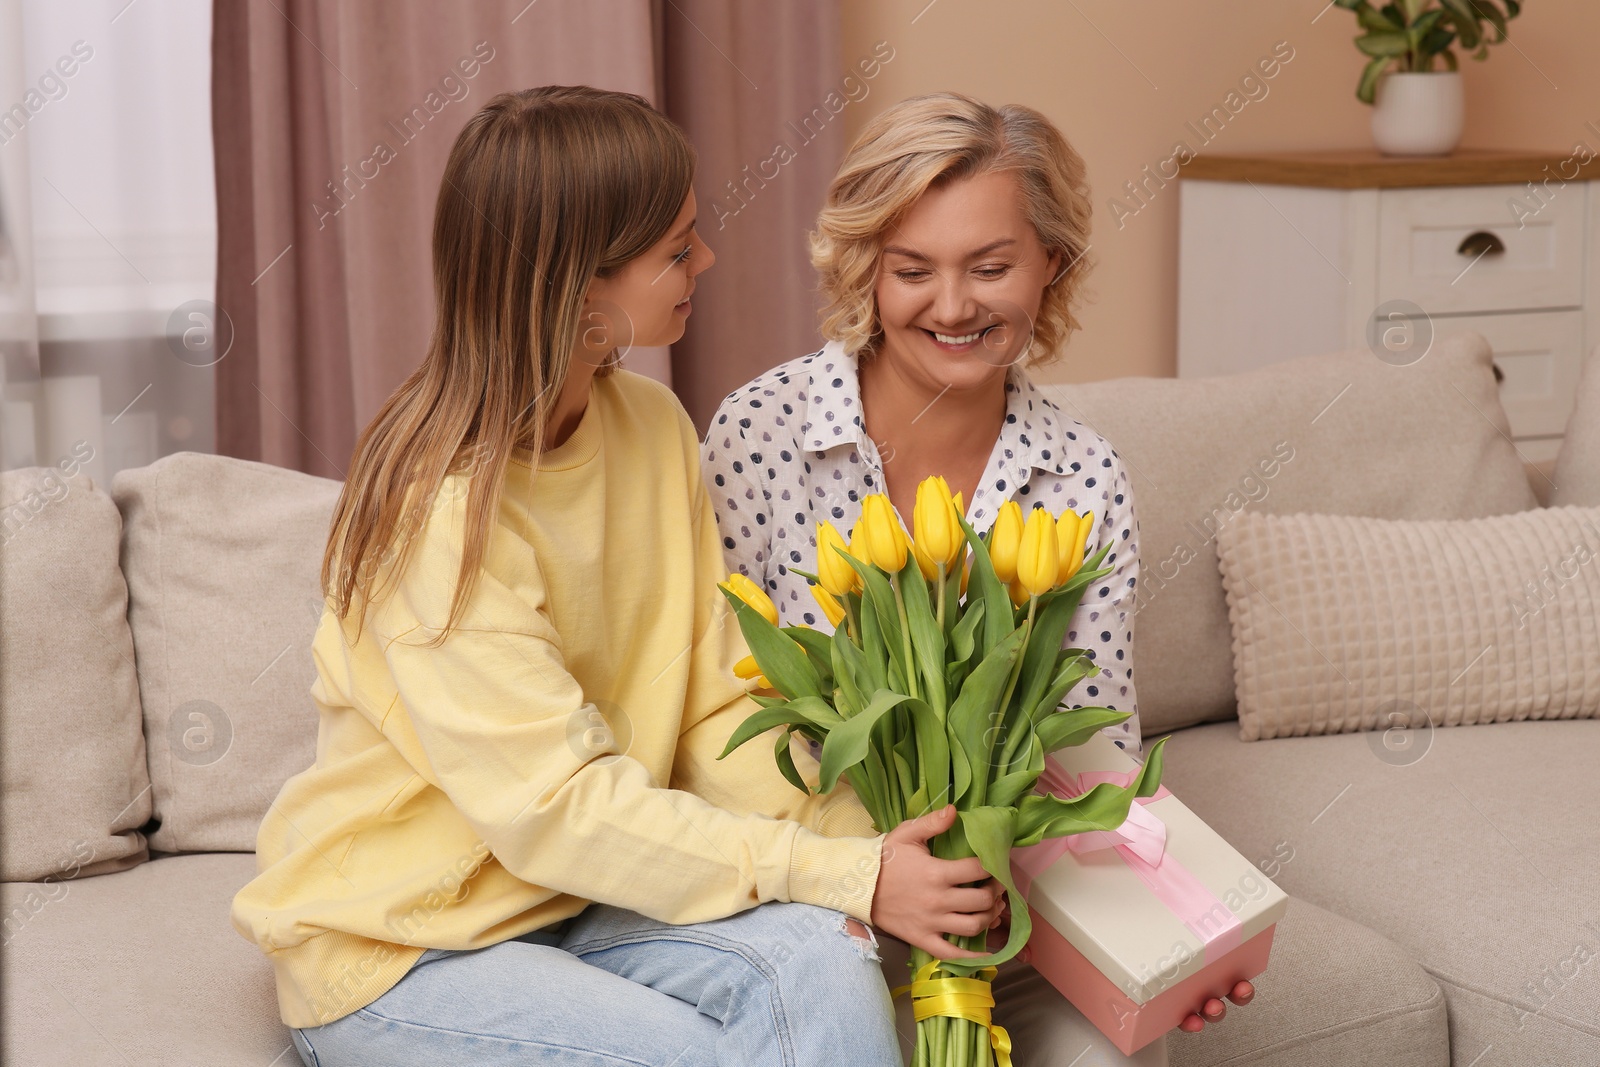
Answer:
[{"left": 1334, "top": 0, "right": 1523, "bottom": 156}]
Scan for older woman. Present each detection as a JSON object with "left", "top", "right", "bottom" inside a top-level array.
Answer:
[{"left": 702, "top": 92, "right": 1253, "bottom": 1067}]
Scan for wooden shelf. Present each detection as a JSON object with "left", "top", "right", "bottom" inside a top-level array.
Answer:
[{"left": 1179, "top": 147, "right": 1600, "bottom": 189}]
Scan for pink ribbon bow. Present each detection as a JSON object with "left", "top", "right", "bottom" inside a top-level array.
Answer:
[{"left": 1011, "top": 755, "right": 1244, "bottom": 966}]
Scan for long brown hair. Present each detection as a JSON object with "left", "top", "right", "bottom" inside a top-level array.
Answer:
[{"left": 322, "top": 85, "right": 694, "bottom": 643}]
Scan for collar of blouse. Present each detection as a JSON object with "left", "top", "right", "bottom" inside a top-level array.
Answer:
[{"left": 797, "top": 338, "right": 1078, "bottom": 530}]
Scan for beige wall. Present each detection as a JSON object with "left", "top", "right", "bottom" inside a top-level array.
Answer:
[{"left": 840, "top": 0, "right": 1599, "bottom": 384}]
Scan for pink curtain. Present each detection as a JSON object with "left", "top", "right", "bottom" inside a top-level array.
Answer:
[
  {"left": 656, "top": 0, "right": 846, "bottom": 431},
  {"left": 213, "top": 0, "right": 659, "bottom": 477}
]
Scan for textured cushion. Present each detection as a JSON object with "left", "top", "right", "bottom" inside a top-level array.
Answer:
[
  {"left": 1551, "top": 343, "right": 1600, "bottom": 507},
  {"left": 0, "top": 852, "right": 286, "bottom": 1064},
  {"left": 1216, "top": 506, "right": 1600, "bottom": 742},
  {"left": 112, "top": 453, "right": 342, "bottom": 852},
  {"left": 0, "top": 467, "right": 150, "bottom": 881},
  {"left": 1168, "top": 897, "right": 1446, "bottom": 1067},
  {"left": 1044, "top": 328, "right": 1537, "bottom": 734},
  {"left": 1160, "top": 719, "right": 1600, "bottom": 1067}
]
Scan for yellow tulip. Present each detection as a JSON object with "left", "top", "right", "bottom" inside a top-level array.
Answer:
[
  {"left": 809, "top": 583, "right": 847, "bottom": 627},
  {"left": 989, "top": 500, "right": 1024, "bottom": 583},
  {"left": 720, "top": 573, "right": 779, "bottom": 626},
  {"left": 1056, "top": 511, "right": 1080, "bottom": 585},
  {"left": 816, "top": 521, "right": 860, "bottom": 596},
  {"left": 732, "top": 654, "right": 770, "bottom": 689},
  {"left": 858, "top": 494, "right": 909, "bottom": 573},
  {"left": 1016, "top": 506, "right": 1060, "bottom": 599},
  {"left": 1008, "top": 576, "right": 1031, "bottom": 608},
  {"left": 912, "top": 476, "right": 963, "bottom": 581},
  {"left": 1062, "top": 509, "right": 1094, "bottom": 583}
]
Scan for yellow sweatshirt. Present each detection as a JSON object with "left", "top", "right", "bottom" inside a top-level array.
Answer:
[{"left": 231, "top": 369, "right": 884, "bottom": 1029}]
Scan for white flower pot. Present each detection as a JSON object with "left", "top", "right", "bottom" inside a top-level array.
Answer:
[{"left": 1370, "top": 71, "right": 1465, "bottom": 156}]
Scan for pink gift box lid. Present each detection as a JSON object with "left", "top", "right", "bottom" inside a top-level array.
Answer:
[{"left": 1013, "top": 732, "right": 1289, "bottom": 1004}]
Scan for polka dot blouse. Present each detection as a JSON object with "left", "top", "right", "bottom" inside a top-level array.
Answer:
[{"left": 699, "top": 340, "right": 1144, "bottom": 760}]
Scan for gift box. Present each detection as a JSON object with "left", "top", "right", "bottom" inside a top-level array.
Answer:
[{"left": 1010, "top": 732, "right": 1289, "bottom": 1055}]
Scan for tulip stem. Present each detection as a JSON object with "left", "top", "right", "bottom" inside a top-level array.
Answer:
[
  {"left": 988, "top": 597, "right": 1036, "bottom": 777},
  {"left": 890, "top": 573, "right": 920, "bottom": 702}
]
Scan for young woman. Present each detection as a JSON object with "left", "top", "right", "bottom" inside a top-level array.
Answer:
[
  {"left": 231, "top": 85, "right": 1011, "bottom": 1067},
  {"left": 703, "top": 92, "right": 1255, "bottom": 1067}
]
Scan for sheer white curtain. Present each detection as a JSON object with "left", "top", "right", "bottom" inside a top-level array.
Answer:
[{"left": 0, "top": 0, "right": 215, "bottom": 484}]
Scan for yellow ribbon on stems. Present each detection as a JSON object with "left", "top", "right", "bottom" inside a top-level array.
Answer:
[{"left": 891, "top": 958, "right": 1014, "bottom": 1067}]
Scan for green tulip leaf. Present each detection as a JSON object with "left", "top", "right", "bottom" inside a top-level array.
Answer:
[
  {"left": 774, "top": 728, "right": 810, "bottom": 795},
  {"left": 784, "top": 624, "right": 837, "bottom": 686},
  {"left": 954, "top": 509, "right": 1015, "bottom": 657},
  {"left": 945, "top": 625, "right": 1030, "bottom": 808},
  {"left": 1034, "top": 706, "right": 1134, "bottom": 755},
  {"left": 719, "top": 589, "right": 824, "bottom": 700},
  {"left": 1014, "top": 736, "right": 1168, "bottom": 846},
  {"left": 896, "top": 554, "right": 947, "bottom": 711},
  {"left": 818, "top": 688, "right": 915, "bottom": 792}
]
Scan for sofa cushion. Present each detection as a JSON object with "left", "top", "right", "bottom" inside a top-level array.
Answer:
[
  {"left": 112, "top": 452, "right": 342, "bottom": 852},
  {"left": 1159, "top": 719, "right": 1600, "bottom": 1066},
  {"left": 1217, "top": 505, "right": 1600, "bottom": 741},
  {"left": 1045, "top": 328, "right": 1537, "bottom": 734},
  {"left": 0, "top": 466, "right": 151, "bottom": 881},
  {"left": 1168, "top": 897, "right": 1446, "bottom": 1067},
  {"left": 1551, "top": 343, "right": 1600, "bottom": 507},
  {"left": 0, "top": 852, "right": 286, "bottom": 1064}
]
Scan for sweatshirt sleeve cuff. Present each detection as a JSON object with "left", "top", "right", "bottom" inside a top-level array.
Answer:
[
  {"left": 815, "top": 797, "right": 881, "bottom": 839},
  {"left": 787, "top": 828, "right": 882, "bottom": 924}
]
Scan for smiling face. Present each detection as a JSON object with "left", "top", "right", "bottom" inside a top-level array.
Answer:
[
  {"left": 873, "top": 169, "right": 1061, "bottom": 391},
  {"left": 582, "top": 188, "right": 715, "bottom": 359}
]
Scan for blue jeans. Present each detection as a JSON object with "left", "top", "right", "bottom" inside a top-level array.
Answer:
[{"left": 288, "top": 900, "right": 901, "bottom": 1066}]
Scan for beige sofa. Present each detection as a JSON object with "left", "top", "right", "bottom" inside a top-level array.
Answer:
[{"left": 3, "top": 329, "right": 1595, "bottom": 1066}]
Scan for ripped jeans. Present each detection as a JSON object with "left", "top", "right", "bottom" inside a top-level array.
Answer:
[{"left": 286, "top": 901, "right": 901, "bottom": 1067}]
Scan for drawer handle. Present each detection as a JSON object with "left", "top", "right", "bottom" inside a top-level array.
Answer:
[
  {"left": 1492, "top": 360, "right": 1504, "bottom": 384},
  {"left": 1457, "top": 231, "right": 1505, "bottom": 258}
]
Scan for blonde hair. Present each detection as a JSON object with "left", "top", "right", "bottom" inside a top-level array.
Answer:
[
  {"left": 809, "top": 92, "right": 1094, "bottom": 367},
  {"left": 322, "top": 86, "right": 694, "bottom": 644}
]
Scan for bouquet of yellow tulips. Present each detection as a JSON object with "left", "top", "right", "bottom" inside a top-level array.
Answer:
[{"left": 717, "top": 476, "right": 1169, "bottom": 1067}]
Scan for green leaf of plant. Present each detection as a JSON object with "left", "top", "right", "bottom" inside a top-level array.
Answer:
[
  {"left": 1437, "top": 0, "right": 1481, "bottom": 43},
  {"left": 830, "top": 624, "right": 868, "bottom": 716},
  {"left": 1357, "top": 53, "right": 1391, "bottom": 103},
  {"left": 818, "top": 688, "right": 914, "bottom": 792},
  {"left": 1356, "top": 30, "right": 1411, "bottom": 57},
  {"left": 896, "top": 555, "right": 947, "bottom": 711},
  {"left": 1013, "top": 736, "right": 1168, "bottom": 846},
  {"left": 905, "top": 696, "right": 951, "bottom": 814},
  {"left": 841, "top": 553, "right": 909, "bottom": 690},
  {"left": 1470, "top": 0, "right": 1508, "bottom": 41},
  {"left": 1014, "top": 587, "right": 1085, "bottom": 730},
  {"left": 949, "top": 734, "right": 973, "bottom": 804},
  {"left": 1028, "top": 649, "right": 1097, "bottom": 725},
  {"left": 1357, "top": 2, "right": 1403, "bottom": 30},
  {"left": 945, "top": 625, "right": 1030, "bottom": 808},
  {"left": 950, "top": 598, "right": 986, "bottom": 665},
  {"left": 718, "top": 704, "right": 811, "bottom": 759},
  {"left": 954, "top": 509, "right": 1014, "bottom": 657},
  {"left": 784, "top": 624, "right": 837, "bottom": 687},
  {"left": 774, "top": 728, "right": 810, "bottom": 795},
  {"left": 892, "top": 744, "right": 916, "bottom": 803},
  {"left": 987, "top": 730, "right": 1045, "bottom": 809},
  {"left": 720, "top": 589, "right": 824, "bottom": 700},
  {"left": 1034, "top": 706, "right": 1134, "bottom": 755}
]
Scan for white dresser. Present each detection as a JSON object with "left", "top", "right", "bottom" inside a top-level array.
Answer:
[{"left": 1177, "top": 150, "right": 1598, "bottom": 464}]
